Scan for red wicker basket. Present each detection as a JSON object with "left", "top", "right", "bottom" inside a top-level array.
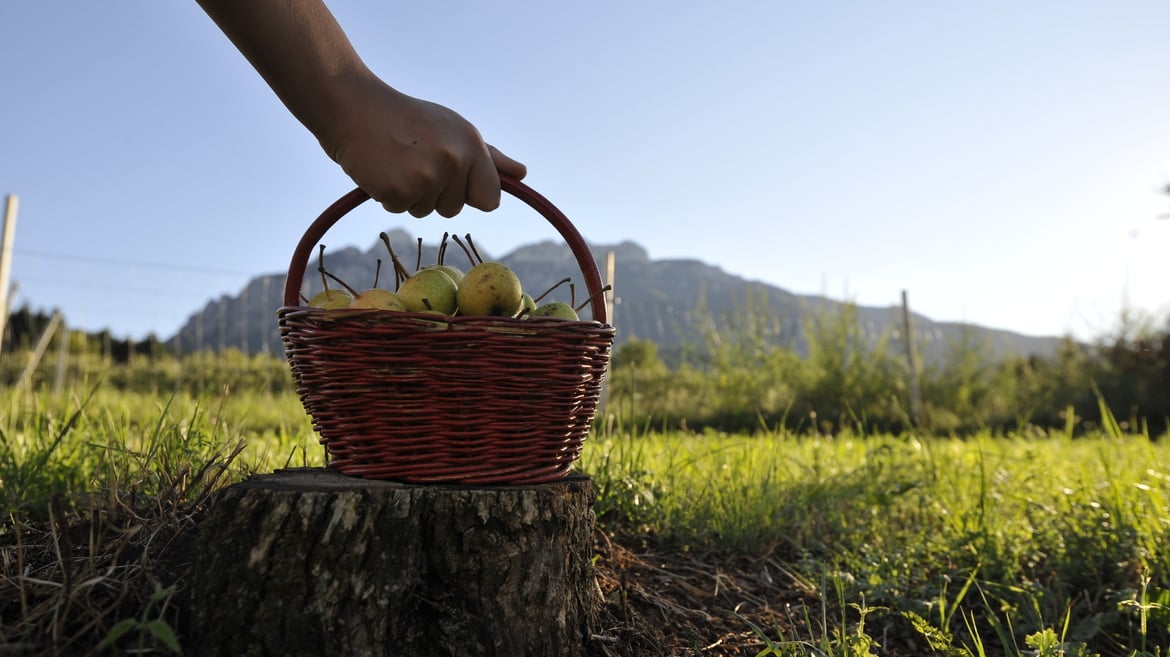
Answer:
[{"left": 277, "top": 175, "right": 615, "bottom": 485}]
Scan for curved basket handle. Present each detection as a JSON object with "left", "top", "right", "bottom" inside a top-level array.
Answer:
[{"left": 281, "top": 174, "right": 608, "bottom": 324}]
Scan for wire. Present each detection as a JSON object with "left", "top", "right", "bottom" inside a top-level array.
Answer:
[
  {"left": 16, "top": 275, "right": 225, "bottom": 300},
  {"left": 14, "top": 247, "right": 255, "bottom": 276}
]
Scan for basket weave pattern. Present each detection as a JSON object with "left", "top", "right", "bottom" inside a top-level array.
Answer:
[{"left": 277, "top": 177, "right": 615, "bottom": 484}]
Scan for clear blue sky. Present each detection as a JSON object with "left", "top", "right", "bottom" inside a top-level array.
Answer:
[{"left": 2, "top": 1, "right": 1168, "bottom": 343}]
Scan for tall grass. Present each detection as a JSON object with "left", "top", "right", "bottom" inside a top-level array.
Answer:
[
  {"left": 0, "top": 382, "right": 324, "bottom": 655},
  {"left": 0, "top": 383, "right": 320, "bottom": 520},
  {"left": 579, "top": 423, "right": 1170, "bottom": 655}
]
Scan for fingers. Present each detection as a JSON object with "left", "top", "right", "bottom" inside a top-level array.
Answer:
[
  {"left": 377, "top": 150, "right": 520, "bottom": 217},
  {"left": 373, "top": 176, "right": 417, "bottom": 214},
  {"left": 433, "top": 170, "right": 471, "bottom": 218},
  {"left": 378, "top": 167, "right": 474, "bottom": 218},
  {"left": 338, "top": 121, "right": 523, "bottom": 217},
  {"left": 372, "top": 175, "right": 423, "bottom": 215},
  {"left": 459, "top": 144, "right": 530, "bottom": 213},
  {"left": 397, "top": 145, "right": 489, "bottom": 217},
  {"left": 401, "top": 143, "right": 512, "bottom": 217},
  {"left": 464, "top": 145, "right": 502, "bottom": 213}
]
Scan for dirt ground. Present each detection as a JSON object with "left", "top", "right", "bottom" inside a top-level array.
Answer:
[{"left": 586, "top": 525, "right": 848, "bottom": 657}]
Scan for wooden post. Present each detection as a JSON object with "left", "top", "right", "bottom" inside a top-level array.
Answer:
[
  {"left": 262, "top": 276, "right": 272, "bottom": 354},
  {"left": 240, "top": 284, "right": 249, "bottom": 354},
  {"left": 188, "top": 468, "right": 599, "bottom": 657},
  {"left": 901, "top": 290, "right": 924, "bottom": 427},
  {"left": 604, "top": 250, "right": 616, "bottom": 330},
  {"left": 218, "top": 292, "right": 226, "bottom": 352},
  {"left": 603, "top": 250, "right": 616, "bottom": 409},
  {"left": 54, "top": 321, "right": 69, "bottom": 394},
  {"left": 16, "top": 311, "right": 62, "bottom": 390},
  {"left": 0, "top": 194, "right": 18, "bottom": 361},
  {"left": 0, "top": 281, "right": 17, "bottom": 363}
]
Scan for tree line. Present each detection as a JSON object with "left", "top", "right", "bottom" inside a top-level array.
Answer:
[{"left": 608, "top": 299, "right": 1169, "bottom": 437}]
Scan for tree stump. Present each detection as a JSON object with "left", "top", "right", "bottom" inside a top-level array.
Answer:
[{"left": 187, "top": 468, "right": 598, "bottom": 657}]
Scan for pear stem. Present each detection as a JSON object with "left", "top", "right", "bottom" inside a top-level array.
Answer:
[
  {"left": 465, "top": 233, "right": 484, "bottom": 264},
  {"left": 317, "top": 244, "right": 331, "bottom": 292},
  {"left": 574, "top": 284, "right": 613, "bottom": 313},
  {"left": 450, "top": 234, "right": 477, "bottom": 268},
  {"left": 372, "top": 259, "right": 383, "bottom": 288},
  {"left": 438, "top": 232, "right": 449, "bottom": 265},
  {"left": 322, "top": 269, "right": 360, "bottom": 296},
  {"left": 379, "top": 232, "right": 412, "bottom": 290},
  {"left": 416, "top": 237, "right": 424, "bottom": 272},
  {"left": 533, "top": 277, "right": 572, "bottom": 304}
]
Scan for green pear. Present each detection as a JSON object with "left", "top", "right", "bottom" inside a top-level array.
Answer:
[
  {"left": 528, "top": 301, "right": 579, "bottom": 320},
  {"left": 397, "top": 268, "right": 458, "bottom": 315},
  {"left": 456, "top": 261, "right": 523, "bottom": 317},
  {"left": 423, "top": 264, "right": 465, "bottom": 286},
  {"left": 307, "top": 288, "right": 353, "bottom": 309},
  {"left": 350, "top": 288, "right": 407, "bottom": 311},
  {"left": 516, "top": 292, "right": 537, "bottom": 317}
]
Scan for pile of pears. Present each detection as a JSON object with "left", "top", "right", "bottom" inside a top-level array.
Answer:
[{"left": 303, "top": 232, "right": 595, "bottom": 321}]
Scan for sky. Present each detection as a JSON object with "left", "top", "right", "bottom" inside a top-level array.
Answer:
[{"left": 2, "top": 1, "right": 1168, "bottom": 344}]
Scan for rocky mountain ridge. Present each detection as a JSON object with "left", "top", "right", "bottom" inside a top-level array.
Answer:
[{"left": 168, "top": 229, "right": 1067, "bottom": 365}]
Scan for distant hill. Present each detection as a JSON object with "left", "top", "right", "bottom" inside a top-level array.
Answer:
[{"left": 167, "top": 229, "right": 1067, "bottom": 365}]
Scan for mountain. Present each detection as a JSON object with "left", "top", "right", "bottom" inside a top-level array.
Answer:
[{"left": 166, "top": 229, "right": 1067, "bottom": 365}]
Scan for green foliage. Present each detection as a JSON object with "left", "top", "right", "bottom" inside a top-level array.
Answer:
[
  {"left": 918, "top": 325, "right": 1008, "bottom": 433},
  {"left": 0, "top": 383, "right": 320, "bottom": 521},
  {"left": 96, "top": 583, "right": 184, "bottom": 655},
  {"left": 0, "top": 388, "right": 92, "bottom": 518},
  {"left": 0, "top": 328, "right": 296, "bottom": 398},
  {"left": 604, "top": 295, "right": 1170, "bottom": 437},
  {"left": 796, "top": 301, "right": 904, "bottom": 434}
]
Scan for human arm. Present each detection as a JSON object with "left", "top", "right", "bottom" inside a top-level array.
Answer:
[{"left": 195, "top": 0, "right": 526, "bottom": 217}]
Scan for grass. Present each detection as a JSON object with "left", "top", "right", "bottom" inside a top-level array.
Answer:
[
  {"left": 2, "top": 383, "right": 1169, "bottom": 656},
  {"left": 0, "top": 384, "right": 322, "bottom": 655},
  {"left": 0, "top": 384, "right": 321, "bottom": 515},
  {"left": 579, "top": 423, "right": 1170, "bottom": 655}
]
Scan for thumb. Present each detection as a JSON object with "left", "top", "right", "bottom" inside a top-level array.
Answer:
[{"left": 488, "top": 144, "right": 527, "bottom": 181}]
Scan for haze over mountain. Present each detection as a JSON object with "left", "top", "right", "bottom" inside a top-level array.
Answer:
[{"left": 168, "top": 229, "right": 1067, "bottom": 365}]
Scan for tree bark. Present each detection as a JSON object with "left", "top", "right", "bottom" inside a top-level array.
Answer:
[{"left": 188, "top": 468, "right": 597, "bottom": 657}]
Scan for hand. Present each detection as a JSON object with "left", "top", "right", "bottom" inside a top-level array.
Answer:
[
  {"left": 320, "top": 77, "right": 527, "bottom": 218},
  {"left": 195, "top": 0, "right": 525, "bottom": 217}
]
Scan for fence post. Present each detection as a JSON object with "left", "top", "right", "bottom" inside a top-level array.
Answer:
[
  {"left": 901, "top": 290, "right": 924, "bottom": 427},
  {"left": 17, "top": 311, "right": 62, "bottom": 390},
  {"left": 0, "top": 194, "right": 19, "bottom": 362}
]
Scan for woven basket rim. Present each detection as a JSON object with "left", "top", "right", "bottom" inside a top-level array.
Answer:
[{"left": 277, "top": 304, "right": 614, "bottom": 329}]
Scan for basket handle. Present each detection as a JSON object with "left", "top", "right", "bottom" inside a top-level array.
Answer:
[{"left": 281, "top": 174, "right": 609, "bottom": 324}]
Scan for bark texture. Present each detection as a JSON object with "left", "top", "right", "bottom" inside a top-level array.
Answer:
[{"left": 188, "top": 468, "right": 597, "bottom": 657}]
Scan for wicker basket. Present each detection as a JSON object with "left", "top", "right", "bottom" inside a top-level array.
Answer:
[{"left": 277, "top": 175, "right": 615, "bottom": 485}]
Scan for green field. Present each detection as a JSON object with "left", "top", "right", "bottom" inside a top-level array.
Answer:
[
  {"left": 583, "top": 426, "right": 1170, "bottom": 655},
  {"left": 2, "top": 380, "right": 1168, "bottom": 656}
]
